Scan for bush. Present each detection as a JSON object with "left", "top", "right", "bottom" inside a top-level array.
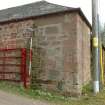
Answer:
[{"left": 82, "top": 82, "right": 93, "bottom": 95}]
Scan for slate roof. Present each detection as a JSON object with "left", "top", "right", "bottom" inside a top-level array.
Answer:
[{"left": 0, "top": 0, "right": 91, "bottom": 28}]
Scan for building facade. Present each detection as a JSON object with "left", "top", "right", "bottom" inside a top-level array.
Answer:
[{"left": 0, "top": 1, "right": 91, "bottom": 96}]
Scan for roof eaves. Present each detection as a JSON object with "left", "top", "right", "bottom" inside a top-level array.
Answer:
[
  {"left": 0, "top": 8, "right": 79, "bottom": 24},
  {"left": 77, "top": 8, "right": 92, "bottom": 30},
  {"left": 0, "top": 7, "right": 92, "bottom": 30}
]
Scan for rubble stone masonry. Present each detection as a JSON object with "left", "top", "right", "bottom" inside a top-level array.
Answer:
[{"left": 0, "top": 12, "right": 91, "bottom": 96}]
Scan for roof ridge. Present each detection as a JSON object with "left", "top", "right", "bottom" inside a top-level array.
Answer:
[
  {"left": 0, "top": 0, "right": 75, "bottom": 12},
  {"left": 0, "top": 0, "right": 47, "bottom": 12},
  {"left": 44, "top": 1, "right": 75, "bottom": 9}
]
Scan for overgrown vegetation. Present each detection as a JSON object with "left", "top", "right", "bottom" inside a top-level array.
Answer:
[
  {"left": 0, "top": 81, "right": 105, "bottom": 105},
  {"left": 82, "top": 82, "right": 93, "bottom": 95},
  {"left": 0, "top": 81, "right": 67, "bottom": 103}
]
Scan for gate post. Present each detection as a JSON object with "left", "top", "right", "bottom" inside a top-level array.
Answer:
[{"left": 21, "top": 48, "right": 27, "bottom": 88}]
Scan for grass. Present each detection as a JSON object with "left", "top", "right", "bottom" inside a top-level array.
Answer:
[{"left": 0, "top": 81, "right": 105, "bottom": 105}]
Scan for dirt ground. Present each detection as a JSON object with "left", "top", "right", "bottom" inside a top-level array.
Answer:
[{"left": 0, "top": 90, "right": 54, "bottom": 105}]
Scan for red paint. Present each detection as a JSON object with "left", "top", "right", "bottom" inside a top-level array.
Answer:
[
  {"left": 0, "top": 48, "right": 28, "bottom": 88},
  {"left": 21, "top": 48, "right": 27, "bottom": 88}
]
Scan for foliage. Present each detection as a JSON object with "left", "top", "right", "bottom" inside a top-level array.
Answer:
[
  {"left": 82, "top": 82, "right": 93, "bottom": 95},
  {"left": 0, "top": 81, "right": 105, "bottom": 105},
  {"left": 0, "top": 81, "right": 66, "bottom": 102}
]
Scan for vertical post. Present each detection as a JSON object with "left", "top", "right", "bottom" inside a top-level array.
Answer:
[
  {"left": 21, "top": 48, "right": 27, "bottom": 88},
  {"left": 29, "top": 37, "right": 32, "bottom": 76},
  {"left": 92, "top": 0, "right": 99, "bottom": 93},
  {"left": 3, "top": 51, "right": 5, "bottom": 80}
]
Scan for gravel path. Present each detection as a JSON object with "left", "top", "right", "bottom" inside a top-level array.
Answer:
[{"left": 0, "top": 90, "right": 54, "bottom": 105}]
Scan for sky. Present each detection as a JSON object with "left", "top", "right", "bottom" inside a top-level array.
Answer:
[{"left": 0, "top": 0, "right": 104, "bottom": 25}]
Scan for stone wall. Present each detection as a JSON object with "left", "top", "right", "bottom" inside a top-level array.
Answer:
[
  {"left": 77, "top": 14, "right": 91, "bottom": 89},
  {"left": 31, "top": 14, "right": 68, "bottom": 92},
  {"left": 0, "top": 13, "right": 91, "bottom": 96},
  {"left": 0, "top": 20, "right": 34, "bottom": 82},
  {"left": 0, "top": 20, "right": 34, "bottom": 48},
  {"left": 62, "top": 14, "right": 80, "bottom": 95}
]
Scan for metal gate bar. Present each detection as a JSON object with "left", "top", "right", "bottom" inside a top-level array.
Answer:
[
  {"left": 21, "top": 48, "right": 27, "bottom": 88},
  {"left": 0, "top": 48, "right": 27, "bottom": 88}
]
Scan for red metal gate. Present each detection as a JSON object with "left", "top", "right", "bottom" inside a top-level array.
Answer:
[{"left": 0, "top": 48, "right": 28, "bottom": 88}]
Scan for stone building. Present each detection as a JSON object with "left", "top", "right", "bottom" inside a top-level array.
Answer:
[{"left": 0, "top": 1, "right": 91, "bottom": 96}]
